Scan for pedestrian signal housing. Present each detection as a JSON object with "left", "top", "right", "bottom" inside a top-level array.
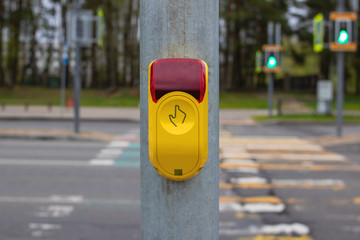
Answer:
[
  {"left": 330, "top": 12, "right": 358, "bottom": 52},
  {"left": 262, "top": 45, "right": 281, "bottom": 73},
  {"left": 148, "top": 58, "right": 208, "bottom": 181}
]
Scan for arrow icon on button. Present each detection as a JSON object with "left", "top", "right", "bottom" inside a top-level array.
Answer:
[{"left": 169, "top": 105, "right": 186, "bottom": 127}]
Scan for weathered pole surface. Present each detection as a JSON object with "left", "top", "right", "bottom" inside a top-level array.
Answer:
[
  {"left": 336, "top": 0, "right": 345, "bottom": 137},
  {"left": 140, "top": 0, "right": 219, "bottom": 239}
]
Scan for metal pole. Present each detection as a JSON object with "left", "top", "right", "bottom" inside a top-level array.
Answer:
[
  {"left": 267, "top": 22, "right": 274, "bottom": 118},
  {"left": 336, "top": 0, "right": 345, "bottom": 137},
  {"left": 60, "top": 43, "right": 68, "bottom": 116},
  {"left": 275, "top": 22, "right": 281, "bottom": 46},
  {"left": 268, "top": 73, "right": 274, "bottom": 118},
  {"left": 140, "top": 0, "right": 219, "bottom": 239},
  {"left": 336, "top": 52, "right": 344, "bottom": 137},
  {"left": 74, "top": 0, "right": 81, "bottom": 133}
]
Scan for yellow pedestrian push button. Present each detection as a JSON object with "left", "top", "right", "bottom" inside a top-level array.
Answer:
[{"left": 148, "top": 58, "right": 208, "bottom": 181}]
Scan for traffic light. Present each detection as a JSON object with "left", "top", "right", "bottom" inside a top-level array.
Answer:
[
  {"left": 262, "top": 45, "right": 281, "bottom": 73},
  {"left": 338, "top": 29, "right": 349, "bottom": 44},
  {"left": 330, "top": 12, "right": 358, "bottom": 51},
  {"left": 267, "top": 56, "right": 278, "bottom": 69},
  {"left": 313, "top": 13, "right": 324, "bottom": 52}
]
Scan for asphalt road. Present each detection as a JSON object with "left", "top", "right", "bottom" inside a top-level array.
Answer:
[
  {"left": 0, "top": 120, "right": 359, "bottom": 240},
  {"left": 220, "top": 123, "right": 360, "bottom": 240},
  {"left": 0, "top": 122, "right": 141, "bottom": 240}
]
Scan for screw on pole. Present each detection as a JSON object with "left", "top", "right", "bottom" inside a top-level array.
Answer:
[{"left": 140, "top": 0, "right": 219, "bottom": 239}]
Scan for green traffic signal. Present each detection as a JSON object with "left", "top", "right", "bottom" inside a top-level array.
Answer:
[
  {"left": 267, "top": 56, "right": 277, "bottom": 69},
  {"left": 338, "top": 30, "right": 349, "bottom": 44}
]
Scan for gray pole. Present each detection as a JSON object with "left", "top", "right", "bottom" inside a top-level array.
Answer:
[
  {"left": 268, "top": 22, "right": 274, "bottom": 118},
  {"left": 60, "top": 43, "right": 68, "bottom": 117},
  {"left": 74, "top": 0, "right": 81, "bottom": 133},
  {"left": 140, "top": 0, "right": 219, "bottom": 239},
  {"left": 268, "top": 73, "right": 274, "bottom": 118},
  {"left": 336, "top": 0, "right": 345, "bottom": 137}
]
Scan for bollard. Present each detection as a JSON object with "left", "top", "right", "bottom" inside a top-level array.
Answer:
[
  {"left": 24, "top": 102, "right": 29, "bottom": 112},
  {"left": 47, "top": 102, "right": 52, "bottom": 112}
]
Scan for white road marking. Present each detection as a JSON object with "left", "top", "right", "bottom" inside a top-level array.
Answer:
[
  {"left": 219, "top": 202, "right": 285, "bottom": 213},
  {"left": 49, "top": 195, "right": 83, "bottom": 203},
  {"left": 0, "top": 195, "right": 83, "bottom": 204},
  {"left": 0, "top": 159, "right": 87, "bottom": 166},
  {"left": 222, "top": 144, "right": 323, "bottom": 151},
  {"left": 108, "top": 141, "right": 130, "bottom": 148},
  {"left": 0, "top": 195, "right": 139, "bottom": 205},
  {"left": 29, "top": 223, "right": 62, "bottom": 238},
  {"left": 223, "top": 167, "right": 260, "bottom": 174},
  {"left": 89, "top": 159, "right": 115, "bottom": 166},
  {"left": 221, "top": 153, "right": 346, "bottom": 161},
  {"left": 229, "top": 177, "right": 268, "bottom": 184},
  {"left": 261, "top": 223, "right": 310, "bottom": 235},
  {"left": 222, "top": 160, "right": 257, "bottom": 165},
  {"left": 99, "top": 149, "right": 123, "bottom": 155},
  {"left": 28, "top": 223, "right": 62, "bottom": 230},
  {"left": 219, "top": 223, "right": 310, "bottom": 236},
  {"left": 272, "top": 179, "right": 344, "bottom": 186},
  {"left": 36, "top": 205, "right": 74, "bottom": 218}
]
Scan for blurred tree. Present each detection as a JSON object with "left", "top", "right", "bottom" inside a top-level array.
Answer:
[
  {"left": 0, "top": 0, "right": 4, "bottom": 86},
  {"left": 122, "top": 0, "right": 139, "bottom": 87},
  {"left": 6, "top": 0, "right": 24, "bottom": 87},
  {"left": 220, "top": 0, "right": 290, "bottom": 91},
  {"left": 83, "top": 0, "right": 101, "bottom": 89},
  {"left": 104, "top": 0, "right": 120, "bottom": 92},
  {"left": 22, "top": 0, "right": 43, "bottom": 86},
  {"left": 39, "top": 0, "right": 57, "bottom": 86}
]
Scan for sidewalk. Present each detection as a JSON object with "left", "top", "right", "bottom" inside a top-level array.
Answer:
[
  {"left": 0, "top": 106, "right": 266, "bottom": 124},
  {"left": 0, "top": 106, "right": 140, "bottom": 122},
  {"left": 2, "top": 106, "right": 359, "bottom": 145},
  {"left": 0, "top": 106, "right": 266, "bottom": 141}
]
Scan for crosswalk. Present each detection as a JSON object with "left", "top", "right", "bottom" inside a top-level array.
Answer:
[
  {"left": 90, "top": 129, "right": 140, "bottom": 167},
  {"left": 219, "top": 130, "right": 350, "bottom": 240},
  {"left": 89, "top": 128, "right": 357, "bottom": 239}
]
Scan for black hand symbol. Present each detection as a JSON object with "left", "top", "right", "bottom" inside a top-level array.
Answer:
[{"left": 169, "top": 105, "right": 186, "bottom": 127}]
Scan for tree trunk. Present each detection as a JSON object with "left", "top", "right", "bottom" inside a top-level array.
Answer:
[
  {"left": 231, "top": 13, "right": 241, "bottom": 91},
  {"left": 90, "top": 9, "right": 98, "bottom": 88},
  {"left": 7, "top": 0, "right": 23, "bottom": 87},
  {"left": 221, "top": 0, "right": 231, "bottom": 92},
  {"left": 104, "top": 0, "right": 118, "bottom": 91},
  {"left": 41, "top": 43, "right": 54, "bottom": 87},
  {"left": 130, "top": 0, "right": 140, "bottom": 87},
  {"left": 122, "top": 0, "right": 133, "bottom": 86},
  {"left": 29, "top": 17, "right": 39, "bottom": 85}
]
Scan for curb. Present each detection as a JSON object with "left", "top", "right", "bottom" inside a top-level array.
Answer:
[
  {"left": 0, "top": 117, "right": 139, "bottom": 123},
  {"left": 0, "top": 130, "right": 116, "bottom": 142}
]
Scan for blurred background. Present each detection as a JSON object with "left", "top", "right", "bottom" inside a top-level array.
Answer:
[
  {"left": 0, "top": 0, "right": 358, "bottom": 112},
  {"left": 0, "top": 1, "right": 360, "bottom": 240}
]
